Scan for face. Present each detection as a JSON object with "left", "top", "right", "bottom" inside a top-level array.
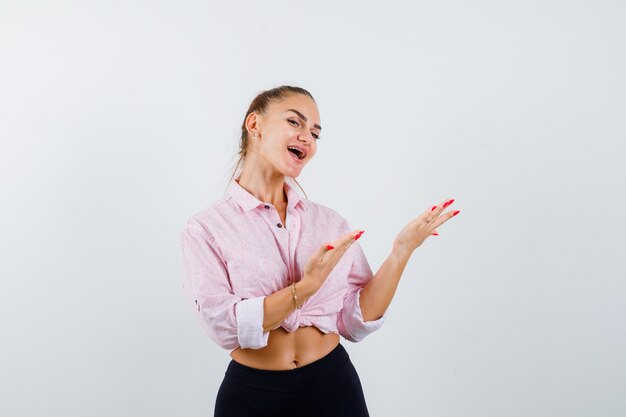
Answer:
[{"left": 246, "top": 94, "right": 321, "bottom": 178}]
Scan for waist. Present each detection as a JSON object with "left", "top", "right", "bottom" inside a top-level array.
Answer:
[
  {"left": 229, "top": 326, "right": 340, "bottom": 370},
  {"left": 225, "top": 342, "right": 350, "bottom": 392}
]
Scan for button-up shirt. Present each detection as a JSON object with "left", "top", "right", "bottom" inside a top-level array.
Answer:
[{"left": 180, "top": 178, "right": 388, "bottom": 350}]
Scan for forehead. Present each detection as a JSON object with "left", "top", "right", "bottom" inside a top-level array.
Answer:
[{"left": 272, "top": 94, "right": 320, "bottom": 123}]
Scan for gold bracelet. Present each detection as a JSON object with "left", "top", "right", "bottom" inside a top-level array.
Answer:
[{"left": 291, "top": 282, "right": 302, "bottom": 309}]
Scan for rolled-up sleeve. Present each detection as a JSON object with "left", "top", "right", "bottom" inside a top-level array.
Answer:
[
  {"left": 336, "top": 219, "right": 388, "bottom": 343},
  {"left": 181, "top": 223, "right": 270, "bottom": 350}
]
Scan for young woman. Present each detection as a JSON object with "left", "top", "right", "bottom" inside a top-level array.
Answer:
[{"left": 181, "top": 85, "right": 460, "bottom": 416}]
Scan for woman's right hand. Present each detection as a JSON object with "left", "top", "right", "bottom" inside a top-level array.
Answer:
[{"left": 301, "top": 229, "right": 364, "bottom": 291}]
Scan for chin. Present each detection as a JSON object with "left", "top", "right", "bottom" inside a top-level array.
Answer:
[{"left": 289, "top": 165, "right": 305, "bottom": 177}]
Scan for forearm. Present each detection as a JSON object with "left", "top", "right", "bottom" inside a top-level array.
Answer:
[
  {"left": 262, "top": 279, "right": 317, "bottom": 332},
  {"left": 360, "top": 247, "right": 413, "bottom": 322}
]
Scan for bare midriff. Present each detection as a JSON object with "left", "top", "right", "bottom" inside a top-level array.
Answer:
[{"left": 230, "top": 326, "right": 340, "bottom": 370}]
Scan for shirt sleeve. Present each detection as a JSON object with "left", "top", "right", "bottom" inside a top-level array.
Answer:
[
  {"left": 336, "top": 218, "right": 389, "bottom": 343},
  {"left": 181, "top": 222, "right": 270, "bottom": 350}
]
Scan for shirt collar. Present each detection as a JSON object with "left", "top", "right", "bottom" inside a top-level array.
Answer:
[{"left": 226, "top": 178, "right": 307, "bottom": 213}]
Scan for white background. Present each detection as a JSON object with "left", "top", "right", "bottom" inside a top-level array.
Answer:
[{"left": 1, "top": 1, "right": 625, "bottom": 416}]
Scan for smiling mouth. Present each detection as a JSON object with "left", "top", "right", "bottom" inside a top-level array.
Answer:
[
  {"left": 287, "top": 147, "right": 306, "bottom": 160},
  {"left": 287, "top": 148, "right": 305, "bottom": 164}
]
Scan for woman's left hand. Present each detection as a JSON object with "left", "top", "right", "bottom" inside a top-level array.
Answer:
[{"left": 392, "top": 198, "right": 460, "bottom": 255}]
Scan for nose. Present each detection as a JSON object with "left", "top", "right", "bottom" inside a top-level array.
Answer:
[{"left": 298, "top": 131, "right": 314, "bottom": 145}]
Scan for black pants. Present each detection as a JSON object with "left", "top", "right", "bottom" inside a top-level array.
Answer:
[{"left": 214, "top": 343, "right": 371, "bottom": 417}]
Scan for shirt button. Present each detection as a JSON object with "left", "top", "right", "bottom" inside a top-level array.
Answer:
[
  {"left": 277, "top": 223, "right": 283, "bottom": 228},
  {"left": 264, "top": 205, "right": 270, "bottom": 209}
]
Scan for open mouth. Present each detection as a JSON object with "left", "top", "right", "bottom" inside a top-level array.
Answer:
[{"left": 287, "top": 146, "right": 306, "bottom": 160}]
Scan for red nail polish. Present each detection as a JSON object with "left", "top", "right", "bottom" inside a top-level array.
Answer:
[
  {"left": 431, "top": 206, "right": 437, "bottom": 211},
  {"left": 432, "top": 232, "right": 439, "bottom": 236},
  {"left": 326, "top": 244, "right": 335, "bottom": 250},
  {"left": 452, "top": 210, "right": 460, "bottom": 216},
  {"left": 443, "top": 199, "right": 454, "bottom": 208},
  {"left": 354, "top": 232, "right": 363, "bottom": 240}
]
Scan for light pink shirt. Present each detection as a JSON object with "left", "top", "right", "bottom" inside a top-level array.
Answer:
[{"left": 180, "top": 178, "right": 388, "bottom": 350}]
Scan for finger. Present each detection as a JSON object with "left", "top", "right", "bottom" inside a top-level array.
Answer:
[
  {"left": 419, "top": 204, "right": 440, "bottom": 225},
  {"left": 323, "top": 230, "right": 361, "bottom": 258},
  {"left": 442, "top": 198, "right": 455, "bottom": 208},
  {"left": 319, "top": 239, "right": 339, "bottom": 257},
  {"left": 434, "top": 198, "right": 454, "bottom": 215},
  {"left": 423, "top": 204, "right": 439, "bottom": 223},
  {"left": 319, "top": 239, "right": 335, "bottom": 251},
  {"left": 336, "top": 229, "right": 362, "bottom": 255},
  {"left": 317, "top": 243, "right": 333, "bottom": 263},
  {"left": 329, "top": 229, "right": 359, "bottom": 246},
  {"left": 430, "top": 209, "right": 461, "bottom": 229},
  {"left": 343, "top": 229, "right": 363, "bottom": 245},
  {"left": 426, "top": 198, "right": 454, "bottom": 223}
]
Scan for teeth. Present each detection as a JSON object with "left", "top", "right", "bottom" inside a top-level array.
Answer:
[{"left": 288, "top": 146, "right": 306, "bottom": 159}]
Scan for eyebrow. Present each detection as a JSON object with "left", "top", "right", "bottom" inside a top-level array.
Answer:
[{"left": 285, "top": 109, "right": 322, "bottom": 131}]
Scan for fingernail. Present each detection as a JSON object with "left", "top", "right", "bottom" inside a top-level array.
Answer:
[
  {"left": 443, "top": 199, "right": 455, "bottom": 208},
  {"left": 326, "top": 244, "right": 335, "bottom": 250},
  {"left": 431, "top": 205, "right": 437, "bottom": 211},
  {"left": 452, "top": 210, "right": 460, "bottom": 216},
  {"left": 354, "top": 231, "right": 364, "bottom": 240},
  {"left": 432, "top": 232, "right": 439, "bottom": 236}
]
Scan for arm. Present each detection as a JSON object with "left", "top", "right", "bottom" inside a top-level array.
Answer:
[
  {"left": 181, "top": 223, "right": 316, "bottom": 349},
  {"left": 360, "top": 197, "right": 460, "bottom": 319},
  {"left": 360, "top": 197, "right": 458, "bottom": 321},
  {"left": 336, "top": 220, "right": 390, "bottom": 342},
  {"left": 262, "top": 279, "right": 316, "bottom": 332},
  {"left": 360, "top": 247, "right": 411, "bottom": 322}
]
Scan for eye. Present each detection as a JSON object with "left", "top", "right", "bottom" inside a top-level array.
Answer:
[{"left": 288, "top": 118, "right": 320, "bottom": 140}]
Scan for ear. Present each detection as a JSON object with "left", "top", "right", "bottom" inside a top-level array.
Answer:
[{"left": 245, "top": 112, "right": 262, "bottom": 139}]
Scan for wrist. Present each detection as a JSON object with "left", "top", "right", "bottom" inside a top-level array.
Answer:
[
  {"left": 295, "top": 277, "right": 317, "bottom": 301},
  {"left": 391, "top": 244, "right": 414, "bottom": 261}
]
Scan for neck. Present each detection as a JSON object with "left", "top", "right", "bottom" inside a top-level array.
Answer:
[{"left": 237, "top": 165, "right": 288, "bottom": 208}]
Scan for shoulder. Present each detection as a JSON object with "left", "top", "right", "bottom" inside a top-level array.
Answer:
[
  {"left": 181, "top": 195, "right": 234, "bottom": 238},
  {"left": 300, "top": 199, "right": 351, "bottom": 232}
]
